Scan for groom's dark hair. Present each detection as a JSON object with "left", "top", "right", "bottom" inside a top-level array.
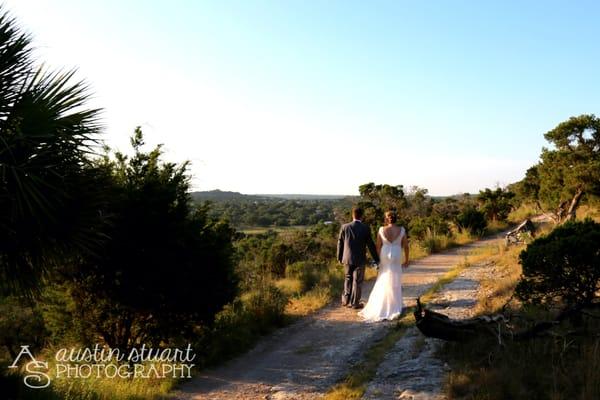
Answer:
[{"left": 352, "top": 207, "right": 363, "bottom": 219}]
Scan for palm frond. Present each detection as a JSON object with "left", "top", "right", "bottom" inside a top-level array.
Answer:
[{"left": 0, "top": 7, "right": 107, "bottom": 296}]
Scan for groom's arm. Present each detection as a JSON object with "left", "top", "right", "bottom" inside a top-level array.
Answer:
[
  {"left": 366, "top": 231, "right": 380, "bottom": 264},
  {"left": 337, "top": 226, "right": 345, "bottom": 263}
]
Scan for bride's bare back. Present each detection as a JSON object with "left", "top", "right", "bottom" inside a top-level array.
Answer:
[{"left": 381, "top": 224, "right": 403, "bottom": 243}]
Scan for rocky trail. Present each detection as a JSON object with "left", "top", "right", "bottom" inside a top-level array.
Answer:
[{"left": 170, "top": 233, "right": 506, "bottom": 400}]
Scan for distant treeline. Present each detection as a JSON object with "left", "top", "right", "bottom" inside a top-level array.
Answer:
[{"left": 192, "top": 190, "right": 352, "bottom": 227}]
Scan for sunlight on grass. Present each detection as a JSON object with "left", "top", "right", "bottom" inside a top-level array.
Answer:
[
  {"left": 275, "top": 277, "right": 303, "bottom": 297},
  {"left": 578, "top": 204, "right": 600, "bottom": 222},
  {"left": 472, "top": 244, "right": 523, "bottom": 315},
  {"left": 285, "top": 286, "right": 332, "bottom": 317},
  {"left": 409, "top": 232, "right": 469, "bottom": 260},
  {"left": 508, "top": 203, "right": 539, "bottom": 223}
]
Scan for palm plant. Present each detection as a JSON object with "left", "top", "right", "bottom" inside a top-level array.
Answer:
[{"left": 0, "top": 8, "right": 106, "bottom": 295}]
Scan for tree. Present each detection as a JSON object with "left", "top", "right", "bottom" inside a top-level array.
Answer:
[
  {"left": 68, "top": 129, "right": 237, "bottom": 351},
  {"left": 477, "top": 187, "right": 515, "bottom": 222},
  {"left": 537, "top": 115, "right": 600, "bottom": 222},
  {"left": 432, "top": 197, "right": 461, "bottom": 222},
  {"left": 510, "top": 165, "right": 542, "bottom": 211},
  {"left": 516, "top": 219, "right": 600, "bottom": 308},
  {"left": 406, "top": 186, "right": 433, "bottom": 219},
  {"left": 0, "top": 9, "right": 105, "bottom": 295},
  {"left": 357, "top": 183, "right": 407, "bottom": 227}
]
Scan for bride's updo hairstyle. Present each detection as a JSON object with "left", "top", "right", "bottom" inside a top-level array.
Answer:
[{"left": 384, "top": 210, "right": 397, "bottom": 225}]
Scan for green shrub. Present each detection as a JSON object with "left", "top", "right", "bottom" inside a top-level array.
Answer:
[
  {"left": 242, "top": 285, "right": 288, "bottom": 329},
  {"left": 421, "top": 235, "right": 443, "bottom": 254},
  {"left": 409, "top": 216, "right": 451, "bottom": 240},
  {"left": 285, "top": 261, "right": 321, "bottom": 292},
  {"left": 200, "top": 284, "right": 287, "bottom": 365},
  {"left": 516, "top": 219, "right": 600, "bottom": 307},
  {"left": 456, "top": 206, "right": 487, "bottom": 236},
  {"left": 285, "top": 261, "right": 307, "bottom": 278},
  {"left": 0, "top": 295, "right": 46, "bottom": 360}
]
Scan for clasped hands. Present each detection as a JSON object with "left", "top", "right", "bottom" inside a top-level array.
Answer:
[{"left": 369, "top": 261, "right": 409, "bottom": 269}]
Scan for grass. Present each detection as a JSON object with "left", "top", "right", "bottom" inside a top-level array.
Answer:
[
  {"left": 485, "top": 219, "right": 510, "bottom": 235},
  {"left": 277, "top": 261, "right": 345, "bottom": 318},
  {"left": 409, "top": 230, "right": 473, "bottom": 260},
  {"left": 3, "top": 356, "right": 178, "bottom": 400},
  {"left": 577, "top": 204, "right": 600, "bottom": 222},
  {"left": 508, "top": 203, "right": 540, "bottom": 223},
  {"left": 285, "top": 285, "right": 334, "bottom": 317},
  {"left": 443, "top": 319, "right": 600, "bottom": 400},
  {"left": 274, "top": 277, "right": 304, "bottom": 297}
]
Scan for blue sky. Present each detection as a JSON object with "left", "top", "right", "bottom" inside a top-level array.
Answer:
[{"left": 5, "top": 1, "right": 600, "bottom": 195}]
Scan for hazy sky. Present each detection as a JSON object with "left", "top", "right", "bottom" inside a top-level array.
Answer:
[{"left": 5, "top": 1, "right": 600, "bottom": 195}]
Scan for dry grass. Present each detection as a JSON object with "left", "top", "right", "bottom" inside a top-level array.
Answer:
[
  {"left": 485, "top": 220, "right": 510, "bottom": 234},
  {"left": 278, "top": 262, "right": 346, "bottom": 318},
  {"left": 577, "top": 204, "right": 600, "bottom": 222},
  {"left": 410, "top": 230, "right": 477, "bottom": 260},
  {"left": 508, "top": 203, "right": 539, "bottom": 223},
  {"left": 285, "top": 286, "right": 332, "bottom": 317},
  {"left": 275, "top": 277, "right": 303, "bottom": 297},
  {"left": 472, "top": 245, "right": 522, "bottom": 315},
  {"left": 443, "top": 323, "right": 600, "bottom": 400}
]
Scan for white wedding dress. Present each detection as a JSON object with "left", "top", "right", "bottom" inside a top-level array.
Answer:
[{"left": 358, "top": 227, "right": 405, "bottom": 322}]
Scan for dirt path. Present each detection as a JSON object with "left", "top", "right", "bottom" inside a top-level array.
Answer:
[
  {"left": 170, "top": 234, "right": 505, "bottom": 400},
  {"left": 362, "top": 260, "right": 499, "bottom": 400}
]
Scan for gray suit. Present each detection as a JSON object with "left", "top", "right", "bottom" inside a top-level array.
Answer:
[{"left": 337, "top": 220, "right": 380, "bottom": 307}]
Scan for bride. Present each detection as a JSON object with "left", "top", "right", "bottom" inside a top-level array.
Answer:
[{"left": 358, "top": 210, "right": 409, "bottom": 322}]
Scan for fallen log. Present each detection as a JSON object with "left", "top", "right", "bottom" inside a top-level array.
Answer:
[
  {"left": 413, "top": 298, "right": 508, "bottom": 342},
  {"left": 414, "top": 298, "right": 599, "bottom": 342}
]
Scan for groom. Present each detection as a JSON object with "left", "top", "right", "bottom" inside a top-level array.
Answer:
[{"left": 337, "top": 207, "right": 380, "bottom": 309}]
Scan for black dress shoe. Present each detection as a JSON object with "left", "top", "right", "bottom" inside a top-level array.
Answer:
[{"left": 351, "top": 303, "right": 364, "bottom": 309}]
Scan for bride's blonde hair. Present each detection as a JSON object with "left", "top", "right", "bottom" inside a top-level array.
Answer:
[{"left": 384, "top": 210, "right": 397, "bottom": 225}]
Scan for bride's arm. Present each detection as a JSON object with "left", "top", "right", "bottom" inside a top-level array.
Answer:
[
  {"left": 376, "top": 231, "right": 382, "bottom": 256},
  {"left": 401, "top": 232, "right": 409, "bottom": 267}
]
